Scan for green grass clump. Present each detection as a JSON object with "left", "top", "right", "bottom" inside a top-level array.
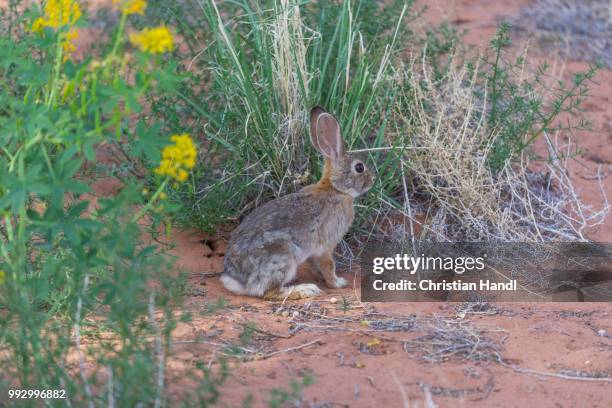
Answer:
[{"left": 147, "top": 0, "right": 414, "bottom": 232}]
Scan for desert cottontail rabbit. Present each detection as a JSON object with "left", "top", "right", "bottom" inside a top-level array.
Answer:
[{"left": 220, "top": 106, "right": 374, "bottom": 300}]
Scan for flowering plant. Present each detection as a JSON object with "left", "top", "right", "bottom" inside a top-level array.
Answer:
[{"left": 0, "top": 1, "right": 205, "bottom": 404}]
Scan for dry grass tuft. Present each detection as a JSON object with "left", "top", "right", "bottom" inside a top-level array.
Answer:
[
  {"left": 270, "top": 0, "right": 311, "bottom": 183},
  {"left": 403, "top": 316, "right": 505, "bottom": 363},
  {"left": 379, "top": 54, "right": 609, "bottom": 242}
]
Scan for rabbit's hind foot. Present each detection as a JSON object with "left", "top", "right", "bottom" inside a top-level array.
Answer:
[{"left": 264, "top": 284, "right": 322, "bottom": 301}]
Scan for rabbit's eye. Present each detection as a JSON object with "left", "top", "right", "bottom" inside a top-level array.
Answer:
[{"left": 354, "top": 162, "right": 365, "bottom": 173}]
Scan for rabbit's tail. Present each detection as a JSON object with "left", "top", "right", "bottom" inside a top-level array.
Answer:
[
  {"left": 220, "top": 274, "right": 247, "bottom": 294},
  {"left": 221, "top": 254, "right": 248, "bottom": 294}
]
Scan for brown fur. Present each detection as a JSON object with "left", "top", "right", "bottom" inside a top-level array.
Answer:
[
  {"left": 310, "top": 158, "right": 334, "bottom": 192},
  {"left": 220, "top": 107, "right": 374, "bottom": 299}
]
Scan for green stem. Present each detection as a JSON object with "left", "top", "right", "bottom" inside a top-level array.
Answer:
[
  {"left": 523, "top": 75, "right": 591, "bottom": 148},
  {"left": 46, "top": 33, "right": 65, "bottom": 107},
  {"left": 110, "top": 12, "right": 128, "bottom": 63},
  {"left": 131, "top": 178, "right": 170, "bottom": 223},
  {"left": 16, "top": 152, "right": 26, "bottom": 273},
  {"left": 489, "top": 40, "right": 502, "bottom": 125},
  {"left": 40, "top": 142, "right": 58, "bottom": 184}
]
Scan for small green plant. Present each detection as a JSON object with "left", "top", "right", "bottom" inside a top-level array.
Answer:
[
  {"left": 483, "top": 22, "right": 599, "bottom": 171},
  {"left": 239, "top": 321, "right": 258, "bottom": 346},
  {"left": 340, "top": 295, "right": 351, "bottom": 313}
]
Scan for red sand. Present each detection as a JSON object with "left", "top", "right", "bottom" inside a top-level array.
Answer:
[{"left": 168, "top": 230, "right": 611, "bottom": 407}]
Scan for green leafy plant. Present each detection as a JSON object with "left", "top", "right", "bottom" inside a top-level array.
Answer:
[
  {"left": 268, "top": 373, "right": 314, "bottom": 408},
  {"left": 0, "top": 1, "right": 224, "bottom": 405}
]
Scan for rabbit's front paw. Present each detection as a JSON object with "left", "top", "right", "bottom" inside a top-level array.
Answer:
[
  {"left": 329, "top": 276, "right": 348, "bottom": 288},
  {"left": 297, "top": 283, "right": 323, "bottom": 296},
  {"left": 282, "top": 283, "right": 322, "bottom": 298}
]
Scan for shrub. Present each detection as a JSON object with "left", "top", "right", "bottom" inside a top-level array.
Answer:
[
  {"left": 388, "top": 23, "right": 607, "bottom": 241},
  {"left": 0, "top": 1, "right": 224, "bottom": 405}
]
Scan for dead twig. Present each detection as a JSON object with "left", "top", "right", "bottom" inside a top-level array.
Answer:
[
  {"left": 502, "top": 363, "right": 612, "bottom": 382},
  {"left": 261, "top": 338, "right": 323, "bottom": 359}
]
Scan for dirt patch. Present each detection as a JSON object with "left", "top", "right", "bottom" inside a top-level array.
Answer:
[
  {"left": 159, "top": 225, "right": 612, "bottom": 406},
  {"left": 511, "top": 0, "right": 612, "bottom": 67},
  {"left": 166, "top": 257, "right": 612, "bottom": 406}
]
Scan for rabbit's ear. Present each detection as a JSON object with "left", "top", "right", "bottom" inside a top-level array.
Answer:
[{"left": 310, "top": 106, "right": 344, "bottom": 161}]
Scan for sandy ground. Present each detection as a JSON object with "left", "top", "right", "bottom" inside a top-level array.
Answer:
[
  {"left": 167, "top": 230, "right": 611, "bottom": 407},
  {"left": 78, "top": 0, "right": 612, "bottom": 406}
]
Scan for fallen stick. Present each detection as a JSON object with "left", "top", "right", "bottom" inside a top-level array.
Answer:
[
  {"left": 262, "top": 339, "right": 323, "bottom": 359},
  {"left": 248, "top": 324, "right": 292, "bottom": 339},
  {"left": 503, "top": 363, "right": 612, "bottom": 382}
]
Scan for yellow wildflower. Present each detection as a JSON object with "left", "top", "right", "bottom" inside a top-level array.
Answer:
[
  {"left": 31, "top": 17, "right": 47, "bottom": 33},
  {"left": 62, "top": 29, "right": 79, "bottom": 55},
  {"left": 30, "top": 0, "right": 81, "bottom": 59},
  {"left": 159, "top": 192, "right": 168, "bottom": 200},
  {"left": 129, "top": 26, "right": 174, "bottom": 54},
  {"left": 31, "top": 0, "right": 82, "bottom": 32},
  {"left": 366, "top": 338, "right": 382, "bottom": 348},
  {"left": 113, "top": 0, "right": 147, "bottom": 15},
  {"left": 0, "top": 270, "right": 5, "bottom": 285},
  {"left": 154, "top": 134, "right": 197, "bottom": 183}
]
